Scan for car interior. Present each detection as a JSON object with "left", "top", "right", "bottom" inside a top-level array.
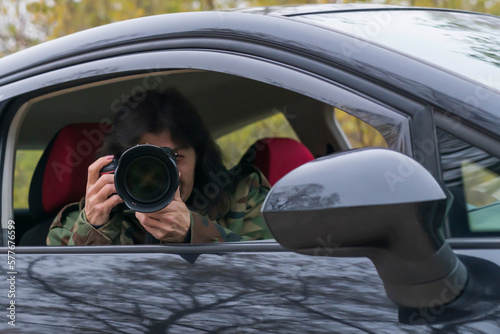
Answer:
[{"left": 12, "top": 69, "right": 359, "bottom": 246}]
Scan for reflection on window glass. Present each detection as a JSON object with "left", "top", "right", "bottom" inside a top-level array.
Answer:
[
  {"left": 334, "top": 108, "right": 387, "bottom": 149},
  {"left": 14, "top": 150, "right": 43, "bottom": 208},
  {"left": 438, "top": 129, "right": 500, "bottom": 234},
  {"left": 216, "top": 112, "right": 298, "bottom": 168},
  {"left": 462, "top": 159, "right": 500, "bottom": 232},
  {"left": 298, "top": 10, "right": 500, "bottom": 94}
]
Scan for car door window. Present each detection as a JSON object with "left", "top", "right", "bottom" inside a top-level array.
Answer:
[
  {"left": 2, "top": 48, "right": 411, "bottom": 248},
  {"left": 438, "top": 128, "right": 500, "bottom": 236},
  {"left": 334, "top": 107, "right": 387, "bottom": 149}
]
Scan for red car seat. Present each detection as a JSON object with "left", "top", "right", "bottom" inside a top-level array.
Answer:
[
  {"left": 241, "top": 137, "right": 314, "bottom": 186},
  {"left": 21, "top": 123, "right": 106, "bottom": 245}
]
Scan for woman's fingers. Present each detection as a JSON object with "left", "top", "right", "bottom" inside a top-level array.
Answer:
[
  {"left": 93, "top": 178, "right": 118, "bottom": 201},
  {"left": 104, "top": 194, "right": 124, "bottom": 211},
  {"left": 135, "top": 213, "right": 164, "bottom": 238},
  {"left": 87, "top": 155, "right": 114, "bottom": 190},
  {"left": 135, "top": 202, "right": 190, "bottom": 243},
  {"left": 85, "top": 156, "right": 118, "bottom": 227}
]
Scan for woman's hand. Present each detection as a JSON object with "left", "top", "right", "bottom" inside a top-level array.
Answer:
[
  {"left": 84, "top": 156, "right": 124, "bottom": 227},
  {"left": 135, "top": 186, "right": 191, "bottom": 243}
]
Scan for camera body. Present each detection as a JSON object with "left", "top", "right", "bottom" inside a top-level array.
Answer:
[{"left": 100, "top": 145, "right": 179, "bottom": 213}]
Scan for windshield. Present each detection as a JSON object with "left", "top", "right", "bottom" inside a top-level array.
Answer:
[{"left": 296, "top": 10, "right": 500, "bottom": 93}]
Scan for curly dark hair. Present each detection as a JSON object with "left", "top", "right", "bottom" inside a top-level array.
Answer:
[{"left": 99, "top": 88, "right": 227, "bottom": 210}]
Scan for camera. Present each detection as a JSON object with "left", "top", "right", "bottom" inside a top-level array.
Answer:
[{"left": 100, "top": 144, "right": 179, "bottom": 213}]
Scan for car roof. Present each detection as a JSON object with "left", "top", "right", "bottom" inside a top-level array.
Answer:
[
  {"left": 231, "top": 3, "right": 409, "bottom": 16},
  {"left": 0, "top": 4, "right": 485, "bottom": 83}
]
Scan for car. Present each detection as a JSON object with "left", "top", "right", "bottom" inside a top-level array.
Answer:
[{"left": 1, "top": 3, "right": 500, "bottom": 333}]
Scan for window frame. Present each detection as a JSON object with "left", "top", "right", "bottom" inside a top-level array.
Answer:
[{"left": 1, "top": 48, "right": 412, "bottom": 250}]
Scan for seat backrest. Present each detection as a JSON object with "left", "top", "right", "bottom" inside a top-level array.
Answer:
[
  {"left": 29, "top": 123, "right": 107, "bottom": 218},
  {"left": 241, "top": 137, "right": 314, "bottom": 186}
]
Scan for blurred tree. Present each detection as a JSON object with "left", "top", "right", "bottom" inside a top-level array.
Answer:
[
  {"left": 28, "top": 0, "right": 196, "bottom": 39},
  {"left": 1, "top": 0, "right": 499, "bottom": 56},
  {"left": 0, "top": 0, "right": 48, "bottom": 56},
  {"left": 24, "top": 0, "right": 332, "bottom": 41}
]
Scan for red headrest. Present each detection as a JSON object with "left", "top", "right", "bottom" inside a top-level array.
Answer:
[
  {"left": 29, "top": 123, "right": 108, "bottom": 217},
  {"left": 243, "top": 138, "right": 314, "bottom": 186}
]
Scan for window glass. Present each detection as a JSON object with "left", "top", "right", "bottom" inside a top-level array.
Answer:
[
  {"left": 216, "top": 112, "right": 299, "bottom": 168},
  {"left": 297, "top": 10, "right": 500, "bottom": 94},
  {"left": 334, "top": 108, "right": 387, "bottom": 149},
  {"left": 14, "top": 150, "right": 43, "bottom": 209},
  {"left": 462, "top": 160, "right": 500, "bottom": 232},
  {"left": 438, "top": 129, "right": 500, "bottom": 235}
]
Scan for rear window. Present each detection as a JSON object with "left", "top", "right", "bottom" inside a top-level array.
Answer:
[{"left": 216, "top": 112, "right": 298, "bottom": 168}]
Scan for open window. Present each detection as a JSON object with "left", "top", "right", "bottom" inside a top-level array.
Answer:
[{"left": 2, "top": 49, "right": 411, "bottom": 248}]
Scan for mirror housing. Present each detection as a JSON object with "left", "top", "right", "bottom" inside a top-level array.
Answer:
[{"left": 262, "top": 148, "right": 467, "bottom": 308}]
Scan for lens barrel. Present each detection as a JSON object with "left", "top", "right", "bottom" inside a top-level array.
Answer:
[{"left": 114, "top": 145, "right": 179, "bottom": 212}]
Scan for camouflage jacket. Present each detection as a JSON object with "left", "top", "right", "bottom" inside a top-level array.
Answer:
[{"left": 46, "top": 165, "right": 273, "bottom": 246}]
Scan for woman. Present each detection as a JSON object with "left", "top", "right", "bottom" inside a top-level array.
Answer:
[{"left": 46, "top": 89, "right": 272, "bottom": 245}]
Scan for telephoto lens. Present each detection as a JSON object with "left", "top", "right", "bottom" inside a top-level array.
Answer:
[{"left": 113, "top": 145, "right": 179, "bottom": 212}]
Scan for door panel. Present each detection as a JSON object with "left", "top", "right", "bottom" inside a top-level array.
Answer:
[{"left": 1, "top": 251, "right": 499, "bottom": 332}]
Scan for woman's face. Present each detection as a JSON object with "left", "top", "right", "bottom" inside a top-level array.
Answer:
[{"left": 138, "top": 131, "right": 196, "bottom": 202}]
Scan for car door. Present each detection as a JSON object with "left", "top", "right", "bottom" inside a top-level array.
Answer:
[{"left": 0, "top": 11, "right": 498, "bottom": 333}]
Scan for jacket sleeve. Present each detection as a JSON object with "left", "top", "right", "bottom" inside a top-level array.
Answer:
[
  {"left": 189, "top": 169, "right": 273, "bottom": 243},
  {"left": 46, "top": 202, "right": 81, "bottom": 246},
  {"left": 46, "top": 200, "right": 140, "bottom": 246},
  {"left": 46, "top": 169, "right": 272, "bottom": 245}
]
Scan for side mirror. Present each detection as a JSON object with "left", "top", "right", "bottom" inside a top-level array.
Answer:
[{"left": 262, "top": 148, "right": 467, "bottom": 309}]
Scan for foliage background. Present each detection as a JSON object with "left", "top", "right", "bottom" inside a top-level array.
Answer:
[
  {"left": 3, "top": 0, "right": 499, "bottom": 208},
  {"left": 2, "top": 0, "right": 499, "bottom": 58}
]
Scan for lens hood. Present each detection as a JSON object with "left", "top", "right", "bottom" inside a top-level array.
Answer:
[{"left": 114, "top": 145, "right": 179, "bottom": 213}]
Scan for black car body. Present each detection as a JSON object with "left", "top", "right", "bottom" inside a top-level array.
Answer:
[{"left": 1, "top": 4, "right": 500, "bottom": 333}]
